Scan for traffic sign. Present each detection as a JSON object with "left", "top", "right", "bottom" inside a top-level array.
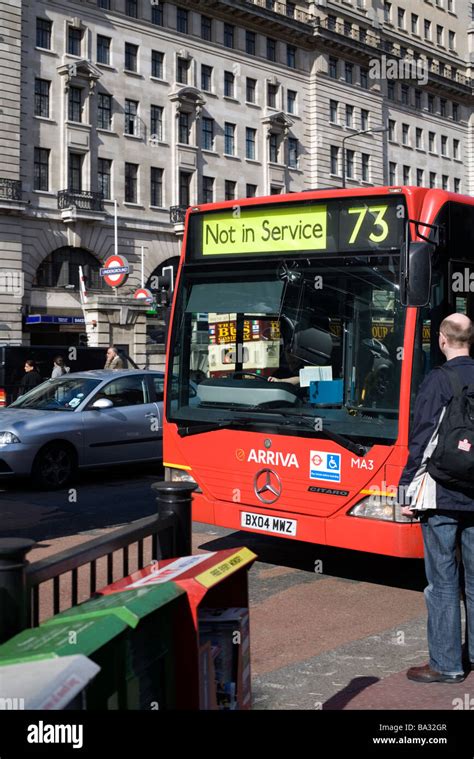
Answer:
[
  {"left": 133, "top": 288, "right": 154, "bottom": 304},
  {"left": 100, "top": 255, "right": 130, "bottom": 288}
]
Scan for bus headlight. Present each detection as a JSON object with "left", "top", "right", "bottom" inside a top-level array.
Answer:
[
  {"left": 165, "top": 467, "right": 202, "bottom": 493},
  {"left": 348, "top": 495, "right": 413, "bottom": 523}
]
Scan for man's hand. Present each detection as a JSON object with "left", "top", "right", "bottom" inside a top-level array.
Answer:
[{"left": 401, "top": 505, "right": 417, "bottom": 518}]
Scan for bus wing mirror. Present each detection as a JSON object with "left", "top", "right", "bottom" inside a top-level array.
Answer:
[{"left": 400, "top": 241, "right": 433, "bottom": 308}]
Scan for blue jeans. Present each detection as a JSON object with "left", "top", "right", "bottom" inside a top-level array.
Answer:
[{"left": 421, "top": 510, "right": 474, "bottom": 675}]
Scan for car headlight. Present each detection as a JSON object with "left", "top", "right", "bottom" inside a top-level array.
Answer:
[
  {"left": 0, "top": 431, "right": 21, "bottom": 445},
  {"left": 165, "top": 467, "right": 202, "bottom": 493},
  {"left": 348, "top": 494, "right": 413, "bottom": 523}
]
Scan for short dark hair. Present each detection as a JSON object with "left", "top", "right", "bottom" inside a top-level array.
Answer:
[{"left": 25, "top": 359, "right": 36, "bottom": 369}]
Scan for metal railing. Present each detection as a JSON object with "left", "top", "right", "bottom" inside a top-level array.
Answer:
[
  {"left": 170, "top": 205, "right": 188, "bottom": 224},
  {"left": 243, "top": 0, "right": 311, "bottom": 23},
  {"left": 0, "top": 178, "right": 22, "bottom": 201},
  {"left": 316, "top": 17, "right": 379, "bottom": 48},
  {"left": 0, "top": 482, "right": 197, "bottom": 643},
  {"left": 58, "top": 190, "right": 104, "bottom": 212}
]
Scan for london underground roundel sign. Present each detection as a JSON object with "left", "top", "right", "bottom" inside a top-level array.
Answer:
[
  {"left": 133, "top": 288, "right": 154, "bottom": 304},
  {"left": 100, "top": 255, "right": 130, "bottom": 288}
]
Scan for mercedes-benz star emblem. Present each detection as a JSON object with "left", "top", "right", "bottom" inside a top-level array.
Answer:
[{"left": 254, "top": 468, "right": 282, "bottom": 505}]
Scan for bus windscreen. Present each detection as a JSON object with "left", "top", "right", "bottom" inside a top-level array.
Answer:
[{"left": 187, "top": 196, "right": 406, "bottom": 260}]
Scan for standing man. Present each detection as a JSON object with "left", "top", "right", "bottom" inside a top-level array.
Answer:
[
  {"left": 399, "top": 313, "right": 474, "bottom": 683},
  {"left": 104, "top": 346, "right": 124, "bottom": 371}
]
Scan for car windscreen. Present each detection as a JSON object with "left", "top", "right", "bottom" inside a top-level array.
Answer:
[{"left": 9, "top": 378, "right": 102, "bottom": 411}]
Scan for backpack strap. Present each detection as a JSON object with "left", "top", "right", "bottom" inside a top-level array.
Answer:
[{"left": 441, "top": 365, "right": 467, "bottom": 397}]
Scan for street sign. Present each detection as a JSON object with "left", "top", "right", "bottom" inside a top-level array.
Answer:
[
  {"left": 100, "top": 255, "right": 130, "bottom": 288},
  {"left": 133, "top": 288, "right": 154, "bottom": 304}
]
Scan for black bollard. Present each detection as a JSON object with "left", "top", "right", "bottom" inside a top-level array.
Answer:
[
  {"left": 151, "top": 482, "right": 198, "bottom": 559},
  {"left": 0, "top": 538, "right": 35, "bottom": 644}
]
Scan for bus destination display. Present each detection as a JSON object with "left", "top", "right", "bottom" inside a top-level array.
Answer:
[{"left": 189, "top": 198, "right": 406, "bottom": 259}]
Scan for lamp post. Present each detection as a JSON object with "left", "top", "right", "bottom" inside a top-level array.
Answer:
[{"left": 341, "top": 125, "right": 389, "bottom": 189}]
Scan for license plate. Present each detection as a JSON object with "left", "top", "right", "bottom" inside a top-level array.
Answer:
[{"left": 240, "top": 511, "right": 297, "bottom": 536}]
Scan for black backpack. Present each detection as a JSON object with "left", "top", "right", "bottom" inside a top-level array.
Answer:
[{"left": 427, "top": 367, "right": 474, "bottom": 491}]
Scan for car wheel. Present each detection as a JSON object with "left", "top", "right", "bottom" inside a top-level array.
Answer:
[{"left": 32, "top": 443, "right": 77, "bottom": 490}]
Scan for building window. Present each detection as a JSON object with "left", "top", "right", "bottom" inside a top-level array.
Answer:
[
  {"left": 361, "top": 153, "right": 370, "bottom": 182},
  {"left": 270, "top": 186, "right": 282, "bottom": 195},
  {"left": 428, "top": 94, "right": 435, "bottom": 113},
  {"left": 287, "top": 45, "right": 296, "bottom": 68},
  {"left": 97, "top": 35, "right": 111, "bottom": 65},
  {"left": 68, "top": 152, "right": 82, "bottom": 192},
  {"left": 329, "top": 100, "right": 338, "bottom": 123},
  {"left": 452, "top": 103, "right": 459, "bottom": 122},
  {"left": 454, "top": 177, "right": 460, "bottom": 193},
  {"left": 125, "top": 99, "right": 138, "bottom": 136},
  {"left": 246, "top": 30, "right": 256, "bottom": 55},
  {"left": 177, "top": 57, "right": 189, "bottom": 84},
  {"left": 224, "top": 71, "right": 235, "bottom": 98},
  {"left": 246, "top": 127, "right": 256, "bottom": 160},
  {"left": 201, "top": 15, "right": 212, "bottom": 41},
  {"left": 201, "top": 65, "right": 213, "bottom": 92},
  {"left": 150, "top": 167, "right": 163, "bottom": 207},
  {"left": 424, "top": 20, "right": 431, "bottom": 39},
  {"left": 288, "top": 137, "right": 298, "bottom": 168},
  {"left": 441, "top": 135, "right": 448, "bottom": 156},
  {"left": 125, "top": 162, "right": 138, "bottom": 203},
  {"left": 179, "top": 171, "right": 191, "bottom": 206},
  {"left": 360, "top": 68, "right": 368, "bottom": 89},
  {"left": 429, "top": 172, "right": 436, "bottom": 188},
  {"left": 246, "top": 78, "right": 257, "bottom": 104},
  {"left": 415, "top": 127, "right": 423, "bottom": 149},
  {"left": 387, "top": 81, "right": 395, "bottom": 100},
  {"left": 401, "top": 85, "right": 409, "bottom": 105},
  {"left": 246, "top": 184, "right": 257, "bottom": 197},
  {"left": 428, "top": 132, "right": 435, "bottom": 152},
  {"left": 36, "top": 17, "right": 52, "bottom": 49},
  {"left": 151, "top": 50, "right": 164, "bottom": 79},
  {"left": 98, "top": 0, "right": 111, "bottom": 8},
  {"left": 224, "top": 23, "right": 234, "bottom": 48},
  {"left": 68, "top": 86, "right": 82, "bottom": 123},
  {"left": 330, "top": 145, "right": 339, "bottom": 175},
  {"left": 97, "top": 92, "right": 112, "bottom": 130},
  {"left": 225, "top": 180, "right": 236, "bottom": 201},
  {"left": 34, "top": 79, "right": 50, "bottom": 118},
  {"left": 436, "top": 25, "right": 443, "bottom": 45},
  {"left": 329, "top": 57, "right": 338, "bottom": 78},
  {"left": 402, "top": 124, "right": 409, "bottom": 146},
  {"left": 202, "top": 117, "right": 214, "bottom": 150},
  {"left": 269, "top": 133, "right": 279, "bottom": 163},
  {"left": 411, "top": 13, "right": 418, "bottom": 34},
  {"left": 361, "top": 109, "right": 369, "bottom": 131},
  {"left": 177, "top": 7, "right": 189, "bottom": 34},
  {"left": 453, "top": 138, "right": 459, "bottom": 159},
  {"left": 442, "top": 175, "right": 448, "bottom": 190},
  {"left": 68, "top": 27, "right": 82, "bottom": 56},
  {"left": 98, "top": 158, "right": 111, "bottom": 200},
  {"left": 34, "top": 147, "right": 49, "bottom": 191},
  {"left": 150, "top": 105, "right": 163, "bottom": 141},
  {"left": 397, "top": 8, "right": 405, "bottom": 28},
  {"left": 389, "top": 161, "right": 396, "bottom": 184},
  {"left": 346, "top": 105, "right": 354, "bottom": 128},
  {"left": 448, "top": 31, "right": 455, "bottom": 50},
  {"left": 267, "top": 83, "right": 278, "bottom": 108},
  {"left": 345, "top": 63, "right": 353, "bottom": 84},
  {"left": 440, "top": 98, "right": 447, "bottom": 117},
  {"left": 384, "top": 2, "right": 391, "bottom": 22},
  {"left": 416, "top": 168, "right": 424, "bottom": 186},
  {"left": 346, "top": 149, "right": 355, "bottom": 179},
  {"left": 267, "top": 38, "right": 276, "bottom": 62},
  {"left": 224, "top": 122, "right": 235, "bottom": 155},
  {"left": 202, "top": 176, "right": 214, "bottom": 204},
  {"left": 415, "top": 89, "right": 422, "bottom": 109},
  {"left": 388, "top": 119, "right": 396, "bottom": 141},
  {"left": 125, "top": 0, "right": 138, "bottom": 18},
  {"left": 125, "top": 43, "right": 138, "bottom": 72},
  {"left": 179, "top": 112, "right": 190, "bottom": 144},
  {"left": 287, "top": 89, "right": 297, "bottom": 114},
  {"left": 403, "top": 165, "right": 410, "bottom": 184},
  {"left": 152, "top": 4, "right": 163, "bottom": 25}
]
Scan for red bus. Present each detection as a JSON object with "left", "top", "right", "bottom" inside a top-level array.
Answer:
[{"left": 163, "top": 187, "right": 474, "bottom": 559}]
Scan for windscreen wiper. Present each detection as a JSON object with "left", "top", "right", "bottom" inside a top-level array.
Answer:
[{"left": 177, "top": 417, "right": 288, "bottom": 437}]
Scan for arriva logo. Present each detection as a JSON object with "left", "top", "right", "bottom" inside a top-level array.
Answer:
[{"left": 248, "top": 449, "right": 299, "bottom": 468}]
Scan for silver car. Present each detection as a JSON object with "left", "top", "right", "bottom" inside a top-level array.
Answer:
[{"left": 0, "top": 370, "right": 175, "bottom": 489}]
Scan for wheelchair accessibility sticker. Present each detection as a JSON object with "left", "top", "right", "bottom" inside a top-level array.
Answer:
[{"left": 310, "top": 451, "right": 341, "bottom": 483}]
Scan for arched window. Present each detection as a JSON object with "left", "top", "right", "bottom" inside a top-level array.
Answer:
[{"left": 33, "top": 247, "right": 104, "bottom": 290}]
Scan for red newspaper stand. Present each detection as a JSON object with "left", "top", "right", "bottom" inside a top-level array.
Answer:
[{"left": 99, "top": 547, "right": 256, "bottom": 710}]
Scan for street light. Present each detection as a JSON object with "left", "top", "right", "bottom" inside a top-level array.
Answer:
[{"left": 341, "top": 125, "right": 389, "bottom": 189}]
